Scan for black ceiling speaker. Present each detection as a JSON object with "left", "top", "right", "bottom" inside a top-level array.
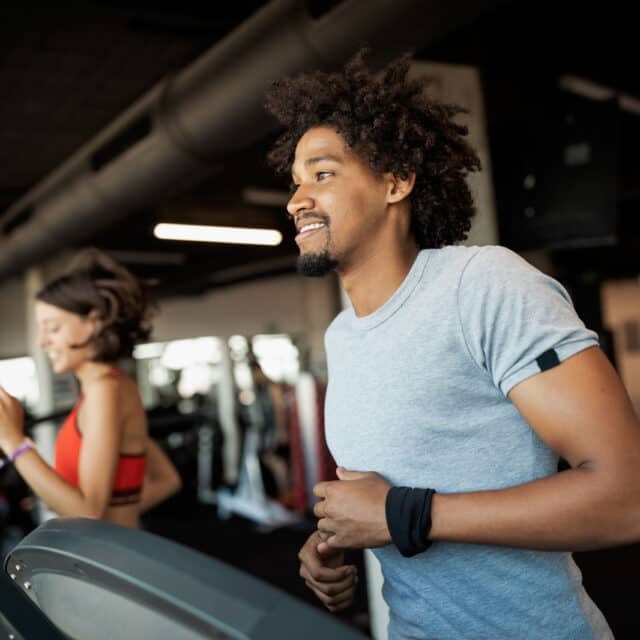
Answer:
[{"left": 493, "top": 92, "right": 620, "bottom": 251}]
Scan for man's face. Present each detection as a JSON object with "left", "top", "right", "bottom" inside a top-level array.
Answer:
[{"left": 287, "top": 126, "right": 390, "bottom": 276}]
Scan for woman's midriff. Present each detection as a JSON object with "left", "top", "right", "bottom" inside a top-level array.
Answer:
[{"left": 105, "top": 502, "right": 140, "bottom": 529}]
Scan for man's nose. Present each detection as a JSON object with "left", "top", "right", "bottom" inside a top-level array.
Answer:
[{"left": 286, "top": 185, "right": 314, "bottom": 219}]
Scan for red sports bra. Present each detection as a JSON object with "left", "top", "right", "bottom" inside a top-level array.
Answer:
[{"left": 54, "top": 371, "right": 146, "bottom": 506}]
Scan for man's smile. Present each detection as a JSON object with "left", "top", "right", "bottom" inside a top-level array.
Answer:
[{"left": 295, "top": 221, "right": 328, "bottom": 245}]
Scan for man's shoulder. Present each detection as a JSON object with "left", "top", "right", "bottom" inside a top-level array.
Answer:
[
  {"left": 418, "top": 244, "right": 487, "bottom": 287},
  {"left": 433, "top": 243, "right": 520, "bottom": 269},
  {"left": 440, "top": 244, "right": 536, "bottom": 287}
]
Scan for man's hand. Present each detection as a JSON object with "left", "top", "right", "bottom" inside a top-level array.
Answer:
[
  {"left": 0, "top": 386, "right": 25, "bottom": 454},
  {"left": 298, "top": 530, "right": 357, "bottom": 612},
  {"left": 313, "top": 467, "right": 392, "bottom": 550}
]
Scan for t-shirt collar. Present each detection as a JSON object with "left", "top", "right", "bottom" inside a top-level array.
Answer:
[{"left": 348, "top": 249, "right": 431, "bottom": 330}]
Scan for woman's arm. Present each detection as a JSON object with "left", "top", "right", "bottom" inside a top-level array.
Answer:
[
  {"left": 140, "top": 437, "right": 182, "bottom": 514},
  {"left": 0, "top": 380, "right": 123, "bottom": 519}
]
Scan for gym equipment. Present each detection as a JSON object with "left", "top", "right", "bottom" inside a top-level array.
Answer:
[
  {"left": 0, "top": 571, "right": 67, "bottom": 640},
  {"left": 2, "top": 518, "right": 366, "bottom": 639}
]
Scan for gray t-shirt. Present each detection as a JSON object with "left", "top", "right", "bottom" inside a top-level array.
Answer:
[{"left": 324, "top": 245, "right": 612, "bottom": 640}]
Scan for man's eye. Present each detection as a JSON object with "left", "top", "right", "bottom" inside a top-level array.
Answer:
[
  {"left": 317, "top": 171, "right": 333, "bottom": 180},
  {"left": 289, "top": 182, "right": 299, "bottom": 194}
]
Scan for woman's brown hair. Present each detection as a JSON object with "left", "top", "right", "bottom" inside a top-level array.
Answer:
[{"left": 36, "top": 249, "right": 154, "bottom": 361}]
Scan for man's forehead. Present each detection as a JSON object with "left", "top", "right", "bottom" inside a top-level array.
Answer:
[
  {"left": 292, "top": 127, "right": 348, "bottom": 167},
  {"left": 298, "top": 126, "right": 347, "bottom": 151}
]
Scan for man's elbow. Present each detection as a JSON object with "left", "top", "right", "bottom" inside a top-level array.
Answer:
[{"left": 597, "top": 477, "right": 640, "bottom": 547}]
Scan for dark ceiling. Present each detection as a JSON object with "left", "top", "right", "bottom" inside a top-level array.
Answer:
[{"left": 0, "top": 0, "right": 636, "bottom": 297}]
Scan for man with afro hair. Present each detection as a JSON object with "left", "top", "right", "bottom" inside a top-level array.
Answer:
[{"left": 265, "top": 50, "right": 635, "bottom": 639}]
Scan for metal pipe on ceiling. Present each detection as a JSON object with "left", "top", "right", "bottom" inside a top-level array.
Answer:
[{"left": 0, "top": 0, "right": 504, "bottom": 282}]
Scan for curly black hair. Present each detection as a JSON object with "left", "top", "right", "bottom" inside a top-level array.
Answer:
[
  {"left": 36, "top": 249, "right": 154, "bottom": 361},
  {"left": 265, "top": 49, "right": 481, "bottom": 248}
]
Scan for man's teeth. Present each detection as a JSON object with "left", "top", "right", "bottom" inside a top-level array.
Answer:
[{"left": 300, "top": 222, "right": 325, "bottom": 233}]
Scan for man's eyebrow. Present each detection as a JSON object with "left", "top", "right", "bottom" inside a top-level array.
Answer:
[
  {"left": 304, "top": 154, "right": 342, "bottom": 167},
  {"left": 291, "top": 154, "right": 343, "bottom": 180}
]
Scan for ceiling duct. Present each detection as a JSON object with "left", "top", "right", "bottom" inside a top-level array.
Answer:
[{"left": 0, "top": 0, "right": 505, "bottom": 281}]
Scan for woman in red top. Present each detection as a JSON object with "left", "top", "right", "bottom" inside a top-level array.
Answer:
[{"left": 0, "top": 250, "right": 181, "bottom": 529}]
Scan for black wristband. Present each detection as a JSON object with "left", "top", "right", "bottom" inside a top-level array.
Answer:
[{"left": 385, "top": 486, "right": 436, "bottom": 557}]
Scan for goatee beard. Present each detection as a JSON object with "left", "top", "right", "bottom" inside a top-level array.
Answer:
[{"left": 296, "top": 251, "right": 338, "bottom": 277}]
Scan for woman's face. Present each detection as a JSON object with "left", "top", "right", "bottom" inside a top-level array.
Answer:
[{"left": 35, "top": 301, "right": 97, "bottom": 373}]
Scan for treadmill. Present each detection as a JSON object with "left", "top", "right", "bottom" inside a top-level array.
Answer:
[{"left": 2, "top": 518, "right": 367, "bottom": 639}]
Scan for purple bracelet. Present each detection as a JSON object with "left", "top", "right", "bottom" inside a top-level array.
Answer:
[
  {"left": 10, "top": 439, "right": 33, "bottom": 462},
  {"left": 0, "top": 439, "right": 33, "bottom": 468}
]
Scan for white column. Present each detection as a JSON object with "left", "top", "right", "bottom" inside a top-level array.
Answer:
[
  {"left": 409, "top": 61, "right": 499, "bottom": 248},
  {"left": 217, "top": 341, "right": 239, "bottom": 485}
]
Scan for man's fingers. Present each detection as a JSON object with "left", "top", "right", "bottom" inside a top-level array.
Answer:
[
  {"left": 335, "top": 467, "right": 369, "bottom": 480},
  {"left": 313, "top": 481, "right": 331, "bottom": 499},
  {"left": 307, "top": 582, "right": 355, "bottom": 606},
  {"left": 299, "top": 559, "right": 352, "bottom": 583},
  {"left": 317, "top": 516, "right": 334, "bottom": 533},
  {"left": 316, "top": 518, "right": 342, "bottom": 547},
  {"left": 300, "top": 564, "right": 356, "bottom": 593},
  {"left": 303, "top": 574, "right": 355, "bottom": 601},
  {"left": 306, "top": 581, "right": 356, "bottom": 611},
  {"left": 298, "top": 528, "right": 357, "bottom": 612},
  {"left": 313, "top": 500, "right": 325, "bottom": 518},
  {"left": 317, "top": 538, "right": 335, "bottom": 555}
]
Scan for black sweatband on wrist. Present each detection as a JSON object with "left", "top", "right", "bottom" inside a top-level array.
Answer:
[{"left": 385, "top": 486, "right": 436, "bottom": 557}]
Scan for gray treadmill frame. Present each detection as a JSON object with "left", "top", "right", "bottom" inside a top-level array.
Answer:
[{"left": 3, "top": 518, "right": 366, "bottom": 640}]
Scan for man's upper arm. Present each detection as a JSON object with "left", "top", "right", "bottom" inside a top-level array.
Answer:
[
  {"left": 458, "top": 246, "right": 600, "bottom": 395},
  {"left": 508, "top": 346, "right": 640, "bottom": 469}
]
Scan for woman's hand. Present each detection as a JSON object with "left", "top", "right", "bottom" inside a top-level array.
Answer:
[{"left": 0, "top": 386, "right": 26, "bottom": 454}]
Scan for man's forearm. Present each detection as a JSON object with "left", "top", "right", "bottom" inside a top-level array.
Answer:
[{"left": 429, "top": 465, "right": 640, "bottom": 551}]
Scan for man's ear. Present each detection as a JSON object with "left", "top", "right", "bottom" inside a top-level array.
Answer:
[{"left": 386, "top": 172, "right": 416, "bottom": 204}]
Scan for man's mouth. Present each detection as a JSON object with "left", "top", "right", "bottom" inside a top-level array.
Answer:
[{"left": 295, "top": 221, "right": 327, "bottom": 245}]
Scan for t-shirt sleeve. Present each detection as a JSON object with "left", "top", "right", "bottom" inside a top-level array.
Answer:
[{"left": 457, "top": 246, "right": 599, "bottom": 396}]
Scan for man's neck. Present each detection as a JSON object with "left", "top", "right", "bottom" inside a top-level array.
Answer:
[{"left": 340, "top": 238, "right": 419, "bottom": 317}]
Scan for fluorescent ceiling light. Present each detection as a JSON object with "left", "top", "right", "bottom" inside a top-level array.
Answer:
[{"left": 154, "top": 223, "right": 282, "bottom": 246}]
